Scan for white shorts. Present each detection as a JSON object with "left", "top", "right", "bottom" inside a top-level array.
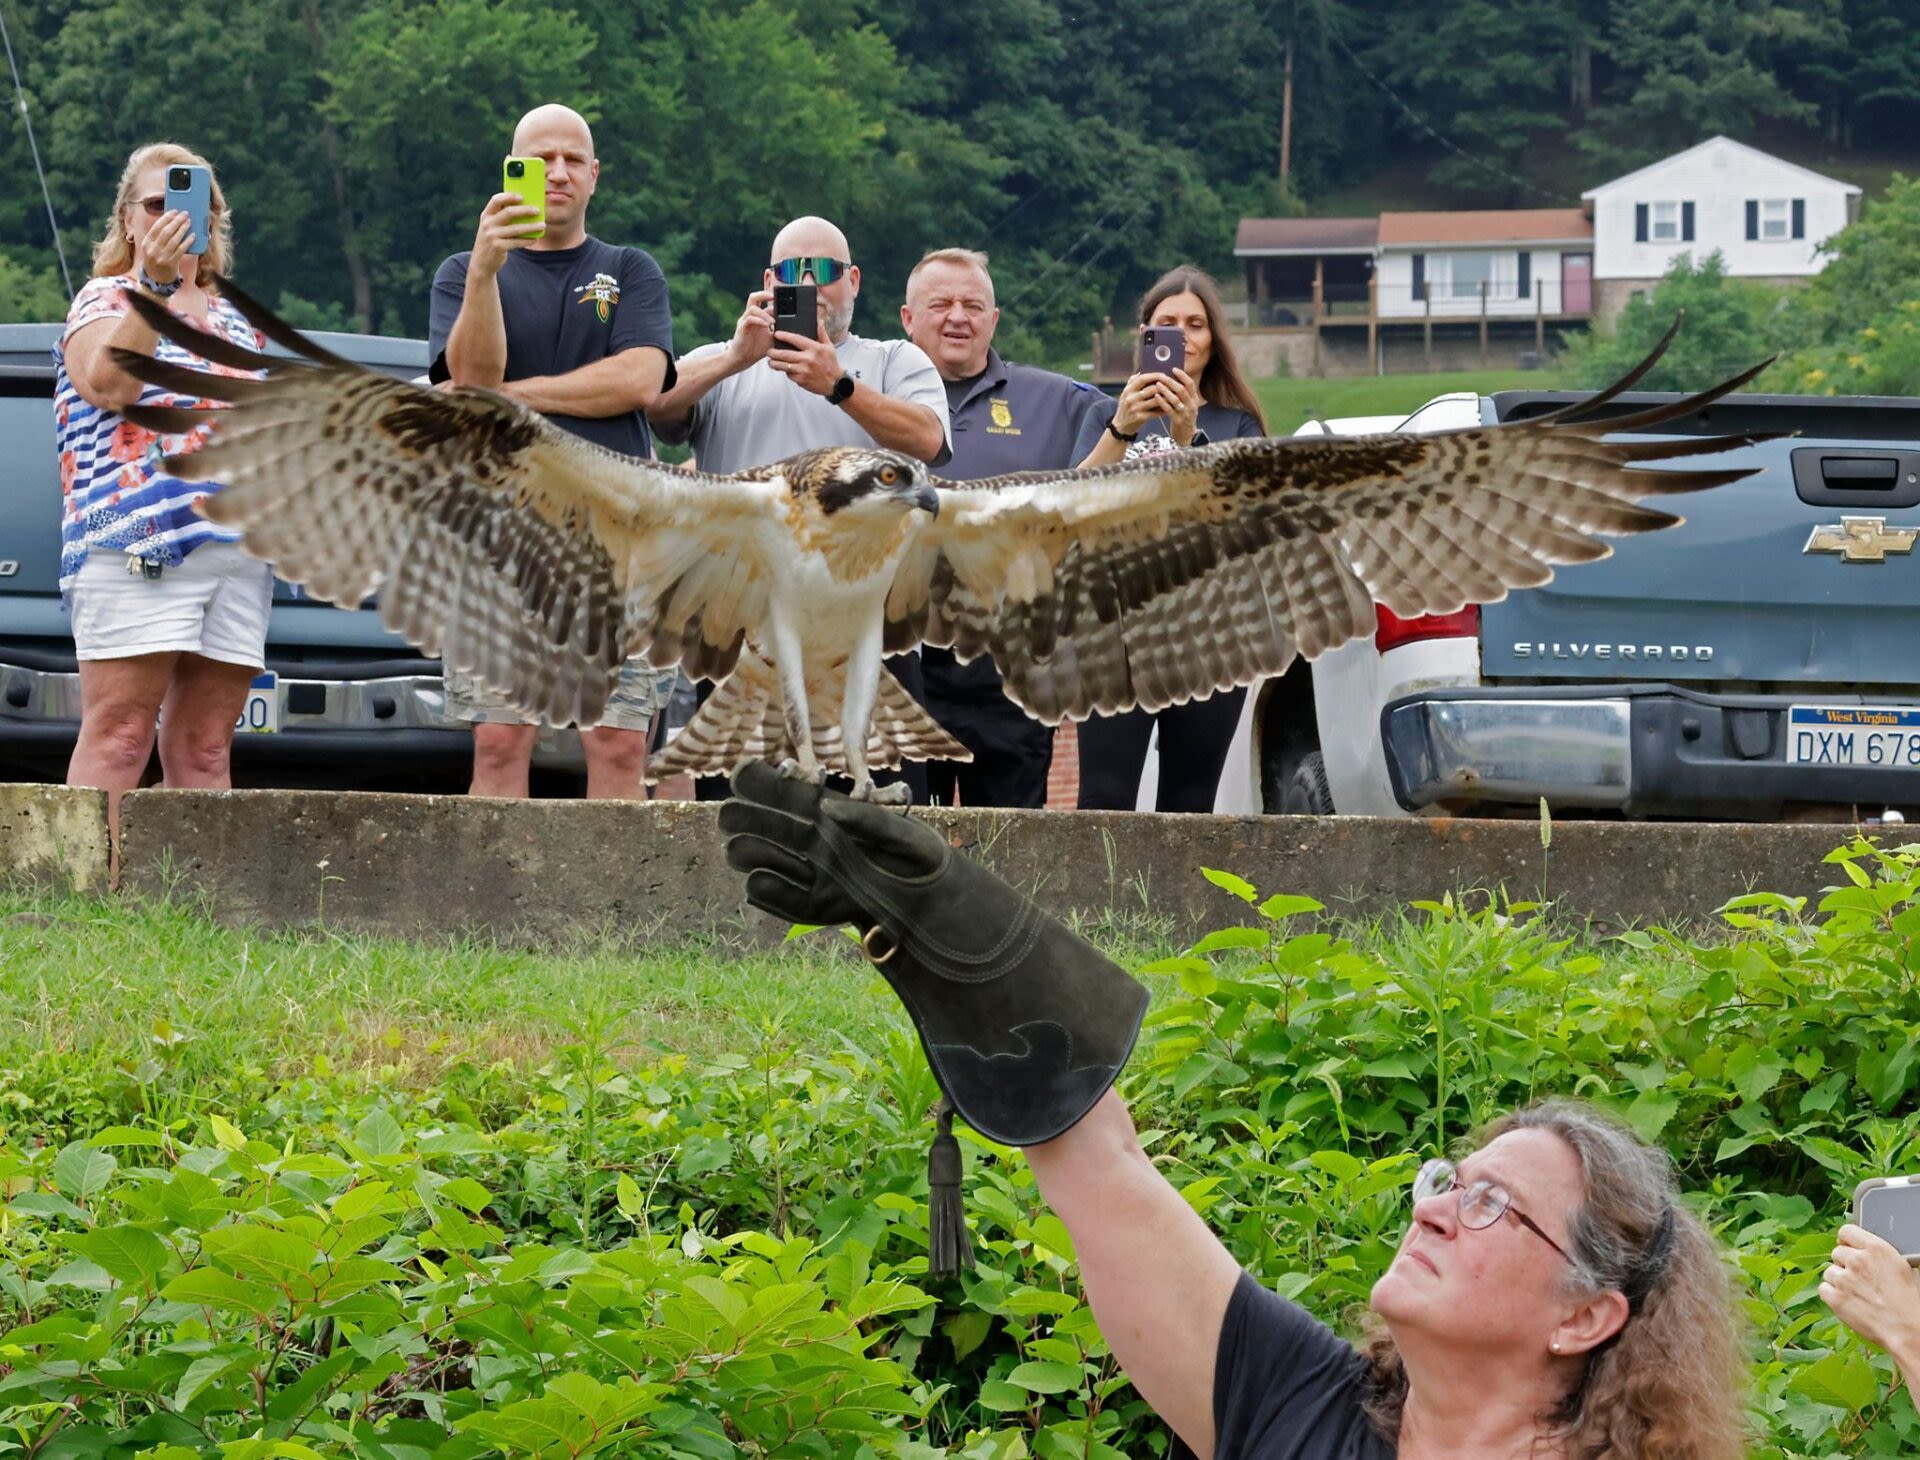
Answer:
[{"left": 69, "top": 542, "right": 273, "bottom": 668}]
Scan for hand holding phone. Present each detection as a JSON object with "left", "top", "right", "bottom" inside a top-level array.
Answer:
[
  {"left": 1855, "top": 1177, "right": 1920, "bottom": 1263},
  {"left": 163, "top": 165, "right": 212, "bottom": 257}
]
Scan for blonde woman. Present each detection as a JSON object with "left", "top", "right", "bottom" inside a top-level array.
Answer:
[{"left": 54, "top": 143, "right": 269, "bottom": 840}]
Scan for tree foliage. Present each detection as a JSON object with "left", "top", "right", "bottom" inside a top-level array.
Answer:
[{"left": 0, "top": 0, "right": 1910, "bottom": 360}]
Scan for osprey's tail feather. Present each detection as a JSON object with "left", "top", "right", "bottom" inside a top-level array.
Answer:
[{"left": 648, "top": 650, "right": 971, "bottom": 782}]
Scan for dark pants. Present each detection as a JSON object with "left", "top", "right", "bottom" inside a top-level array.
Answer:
[
  {"left": 921, "top": 647, "right": 1051, "bottom": 808},
  {"left": 693, "top": 653, "right": 930, "bottom": 803},
  {"left": 1076, "top": 686, "right": 1248, "bottom": 814}
]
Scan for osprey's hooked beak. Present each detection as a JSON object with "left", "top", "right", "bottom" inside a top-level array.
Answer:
[{"left": 906, "top": 480, "right": 941, "bottom": 519}]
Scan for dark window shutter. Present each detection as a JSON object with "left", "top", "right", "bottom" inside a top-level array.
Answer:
[
  {"left": 1682, "top": 202, "right": 1695, "bottom": 242},
  {"left": 1793, "top": 199, "right": 1806, "bottom": 238},
  {"left": 1635, "top": 203, "right": 1648, "bottom": 242},
  {"left": 1516, "top": 252, "right": 1531, "bottom": 298},
  {"left": 1412, "top": 253, "right": 1425, "bottom": 302},
  {"left": 1746, "top": 201, "right": 1758, "bottom": 240}
]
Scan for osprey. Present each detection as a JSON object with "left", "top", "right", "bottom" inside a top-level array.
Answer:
[{"left": 115, "top": 279, "right": 1772, "bottom": 803}]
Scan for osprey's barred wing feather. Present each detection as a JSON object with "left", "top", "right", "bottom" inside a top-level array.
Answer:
[
  {"left": 112, "top": 278, "right": 785, "bottom": 728},
  {"left": 901, "top": 338, "right": 1778, "bottom": 723}
]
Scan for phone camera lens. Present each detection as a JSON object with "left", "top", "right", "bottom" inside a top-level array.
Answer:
[
  {"left": 506, "top": 161, "right": 524, "bottom": 178},
  {"left": 168, "top": 168, "right": 188, "bottom": 188},
  {"left": 1154, "top": 345, "right": 1172, "bottom": 363}
]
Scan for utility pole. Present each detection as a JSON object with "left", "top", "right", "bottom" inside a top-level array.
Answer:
[{"left": 1280, "top": 35, "right": 1295, "bottom": 191}]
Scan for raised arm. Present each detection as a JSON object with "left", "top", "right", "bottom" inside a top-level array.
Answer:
[
  {"left": 716, "top": 763, "right": 1236, "bottom": 1457},
  {"left": 1026, "top": 1091, "right": 1246, "bottom": 1458},
  {"left": 1822, "top": 1224, "right": 1920, "bottom": 1396},
  {"left": 648, "top": 291, "right": 773, "bottom": 436}
]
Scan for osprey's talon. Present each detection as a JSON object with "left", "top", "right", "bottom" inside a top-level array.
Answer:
[
  {"left": 850, "top": 779, "right": 913, "bottom": 807},
  {"left": 777, "top": 757, "right": 827, "bottom": 785}
]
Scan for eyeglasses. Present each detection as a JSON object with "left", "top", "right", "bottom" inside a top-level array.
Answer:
[
  {"left": 1412, "top": 1158, "right": 1576, "bottom": 1265},
  {"left": 772, "top": 255, "right": 848, "bottom": 285},
  {"left": 135, "top": 196, "right": 166, "bottom": 216}
]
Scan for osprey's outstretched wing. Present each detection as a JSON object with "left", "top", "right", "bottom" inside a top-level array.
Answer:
[
  {"left": 894, "top": 333, "right": 1778, "bottom": 722},
  {"left": 113, "top": 278, "right": 785, "bottom": 727}
]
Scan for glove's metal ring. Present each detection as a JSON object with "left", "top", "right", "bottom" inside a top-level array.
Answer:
[{"left": 861, "top": 924, "right": 899, "bottom": 965}]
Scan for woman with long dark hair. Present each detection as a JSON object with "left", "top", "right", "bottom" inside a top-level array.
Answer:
[{"left": 1072, "top": 265, "right": 1267, "bottom": 812}]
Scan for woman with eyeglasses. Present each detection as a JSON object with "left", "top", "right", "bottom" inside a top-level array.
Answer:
[
  {"left": 722, "top": 764, "right": 1752, "bottom": 1460},
  {"left": 1028, "top": 1093, "right": 1748, "bottom": 1460},
  {"left": 54, "top": 143, "right": 270, "bottom": 848}
]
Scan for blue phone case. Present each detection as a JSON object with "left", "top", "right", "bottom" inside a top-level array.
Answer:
[{"left": 163, "top": 166, "right": 212, "bottom": 257}]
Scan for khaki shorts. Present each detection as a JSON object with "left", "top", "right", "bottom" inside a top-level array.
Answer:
[{"left": 442, "top": 658, "right": 680, "bottom": 733}]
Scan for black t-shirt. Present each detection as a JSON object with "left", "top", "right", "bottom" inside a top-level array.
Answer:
[
  {"left": 1072, "top": 397, "right": 1266, "bottom": 462},
  {"left": 1171, "top": 1273, "right": 1396, "bottom": 1460},
  {"left": 427, "top": 236, "right": 673, "bottom": 459}
]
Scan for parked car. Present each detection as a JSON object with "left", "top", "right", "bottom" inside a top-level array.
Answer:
[
  {"left": 0, "top": 322, "right": 585, "bottom": 791},
  {"left": 1142, "top": 385, "right": 1920, "bottom": 820}
]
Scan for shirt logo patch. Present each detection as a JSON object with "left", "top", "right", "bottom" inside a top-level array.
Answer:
[
  {"left": 574, "top": 273, "right": 620, "bottom": 323},
  {"left": 986, "top": 396, "right": 1021, "bottom": 436}
]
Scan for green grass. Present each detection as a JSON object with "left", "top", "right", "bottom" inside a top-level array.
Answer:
[{"left": 1256, "top": 367, "right": 1553, "bottom": 430}]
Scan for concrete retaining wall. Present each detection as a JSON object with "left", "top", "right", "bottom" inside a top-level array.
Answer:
[
  {"left": 0, "top": 786, "right": 1847, "bottom": 946},
  {"left": 0, "top": 781, "right": 1870, "bottom": 945}
]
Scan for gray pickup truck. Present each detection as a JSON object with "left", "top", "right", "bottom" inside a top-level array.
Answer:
[
  {"left": 1260, "top": 387, "right": 1920, "bottom": 821},
  {"left": 0, "top": 322, "right": 490, "bottom": 790}
]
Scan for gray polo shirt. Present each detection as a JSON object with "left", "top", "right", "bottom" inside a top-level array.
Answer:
[{"left": 656, "top": 333, "right": 951, "bottom": 474}]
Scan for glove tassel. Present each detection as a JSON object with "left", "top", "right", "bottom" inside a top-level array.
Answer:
[{"left": 926, "top": 1097, "right": 974, "bottom": 1277}]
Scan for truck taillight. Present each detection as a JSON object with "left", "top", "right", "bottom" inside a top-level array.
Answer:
[{"left": 1375, "top": 604, "right": 1480, "bottom": 653}]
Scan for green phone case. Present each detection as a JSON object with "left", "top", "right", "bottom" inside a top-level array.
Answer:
[{"left": 502, "top": 156, "right": 546, "bottom": 239}]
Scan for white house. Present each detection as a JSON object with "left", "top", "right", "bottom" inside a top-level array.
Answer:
[
  {"left": 1373, "top": 209, "right": 1594, "bottom": 319},
  {"left": 1581, "top": 136, "right": 1861, "bottom": 321}
]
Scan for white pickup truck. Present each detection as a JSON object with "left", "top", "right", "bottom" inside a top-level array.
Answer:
[{"left": 1137, "top": 385, "right": 1920, "bottom": 822}]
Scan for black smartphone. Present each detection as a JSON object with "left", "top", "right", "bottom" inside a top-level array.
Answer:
[
  {"left": 1139, "top": 325, "right": 1186, "bottom": 377},
  {"left": 773, "top": 283, "right": 818, "bottom": 346},
  {"left": 1855, "top": 1177, "right": 1920, "bottom": 1263}
]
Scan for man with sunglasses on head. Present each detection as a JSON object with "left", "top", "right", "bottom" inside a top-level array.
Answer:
[{"left": 648, "top": 215, "right": 950, "bottom": 798}]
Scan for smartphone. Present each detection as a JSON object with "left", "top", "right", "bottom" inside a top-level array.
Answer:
[
  {"left": 163, "top": 165, "right": 212, "bottom": 256},
  {"left": 1139, "top": 325, "right": 1186, "bottom": 377},
  {"left": 502, "top": 156, "right": 546, "bottom": 239},
  {"left": 773, "top": 283, "right": 818, "bottom": 346},
  {"left": 1854, "top": 1176, "right": 1920, "bottom": 1263}
]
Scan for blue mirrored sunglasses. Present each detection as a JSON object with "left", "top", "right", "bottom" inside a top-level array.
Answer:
[{"left": 773, "top": 255, "right": 848, "bottom": 285}]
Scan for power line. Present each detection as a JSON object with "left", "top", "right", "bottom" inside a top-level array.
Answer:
[
  {"left": 1001, "top": 194, "right": 1144, "bottom": 310},
  {"left": 1327, "top": 30, "right": 1563, "bottom": 205},
  {"left": 0, "top": 4, "right": 69, "bottom": 296}
]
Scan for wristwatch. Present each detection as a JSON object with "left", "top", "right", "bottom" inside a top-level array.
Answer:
[
  {"left": 827, "top": 373, "right": 856, "bottom": 406},
  {"left": 138, "top": 270, "right": 182, "bottom": 299}
]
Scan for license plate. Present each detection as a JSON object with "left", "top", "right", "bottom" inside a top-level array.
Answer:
[
  {"left": 234, "top": 671, "right": 279, "bottom": 734},
  {"left": 1788, "top": 705, "right": 1920, "bottom": 769}
]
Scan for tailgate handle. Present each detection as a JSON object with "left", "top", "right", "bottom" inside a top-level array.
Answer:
[
  {"left": 1822, "top": 457, "right": 1897, "bottom": 487},
  {"left": 1792, "top": 448, "right": 1920, "bottom": 509}
]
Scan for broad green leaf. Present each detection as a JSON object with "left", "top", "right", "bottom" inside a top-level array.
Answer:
[
  {"left": 208, "top": 1113, "right": 247, "bottom": 1152},
  {"left": 353, "top": 1108, "right": 406, "bottom": 1158},
  {"left": 1191, "top": 926, "right": 1270, "bottom": 954},
  {"left": 943, "top": 1309, "right": 992, "bottom": 1362},
  {"left": 63, "top": 1225, "right": 168, "bottom": 1287},
  {"left": 163, "top": 1269, "right": 282, "bottom": 1317},
  {"left": 1258, "top": 893, "right": 1325, "bottom": 920},
  {"left": 1200, "top": 867, "right": 1258, "bottom": 903},
  {"left": 1004, "top": 1360, "right": 1084, "bottom": 1394},
  {"left": 1726, "top": 1046, "right": 1788, "bottom": 1103},
  {"left": 51, "top": 1143, "right": 117, "bottom": 1201},
  {"left": 1623, "top": 1091, "right": 1679, "bottom": 1143},
  {"left": 1789, "top": 1349, "right": 1879, "bottom": 1412}
]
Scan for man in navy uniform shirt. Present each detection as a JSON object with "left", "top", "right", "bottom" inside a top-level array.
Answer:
[{"left": 901, "top": 248, "right": 1105, "bottom": 807}]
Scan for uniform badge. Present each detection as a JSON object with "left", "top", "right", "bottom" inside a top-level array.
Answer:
[
  {"left": 574, "top": 273, "right": 621, "bottom": 323},
  {"left": 990, "top": 398, "right": 1013, "bottom": 429}
]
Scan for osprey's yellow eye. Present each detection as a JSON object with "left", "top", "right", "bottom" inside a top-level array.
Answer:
[{"left": 879, "top": 465, "right": 900, "bottom": 485}]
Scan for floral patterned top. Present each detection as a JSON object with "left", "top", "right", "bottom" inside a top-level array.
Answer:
[{"left": 51, "top": 274, "right": 265, "bottom": 599}]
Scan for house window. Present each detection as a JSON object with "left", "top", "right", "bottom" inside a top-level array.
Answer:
[
  {"left": 1650, "top": 201, "right": 1681, "bottom": 242},
  {"left": 1446, "top": 252, "right": 1493, "bottom": 299},
  {"left": 1760, "top": 199, "right": 1791, "bottom": 239}
]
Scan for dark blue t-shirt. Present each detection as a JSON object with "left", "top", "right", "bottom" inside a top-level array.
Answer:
[
  {"left": 427, "top": 236, "right": 672, "bottom": 459},
  {"left": 1172, "top": 1273, "right": 1396, "bottom": 1460}
]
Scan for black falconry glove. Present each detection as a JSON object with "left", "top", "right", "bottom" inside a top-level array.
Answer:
[{"left": 720, "top": 760, "right": 1151, "bottom": 1274}]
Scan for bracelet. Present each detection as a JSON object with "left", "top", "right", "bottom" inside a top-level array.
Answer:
[
  {"left": 138, "top": 270, "right": 181, "bottom": 300},
  {"left": 1105, "top": 420, "right": 1138, "bottom": 444}
]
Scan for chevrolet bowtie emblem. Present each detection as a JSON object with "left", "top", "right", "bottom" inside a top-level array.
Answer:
[{"left": 1804, "top": 516, "right": 1919, "bottom": 563}]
